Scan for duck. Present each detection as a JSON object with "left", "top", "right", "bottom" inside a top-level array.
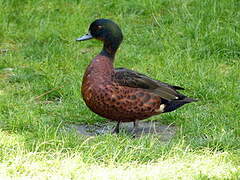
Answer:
[{"left": 76, "top": 19, "right": 197, "bottom": 134}]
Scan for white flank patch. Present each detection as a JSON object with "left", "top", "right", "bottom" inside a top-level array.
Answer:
[{"left": 155, "top": 104, "right": 166, "bottom": 113}]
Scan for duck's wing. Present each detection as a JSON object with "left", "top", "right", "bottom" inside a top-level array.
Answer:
[{"left": 114, "top": 68, "right": 186, "bottom": 101}]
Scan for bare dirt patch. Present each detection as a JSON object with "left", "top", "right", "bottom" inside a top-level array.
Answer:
[{"left": 70, "top": 121, "right": 177, "bottom": 141}]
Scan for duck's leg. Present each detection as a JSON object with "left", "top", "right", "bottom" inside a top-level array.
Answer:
[
  {"left": 132, "top": 120, "right": 139, "bottom": 137},
  {"left": 112, "top": 121, "right": 120, "bottom": 134}
]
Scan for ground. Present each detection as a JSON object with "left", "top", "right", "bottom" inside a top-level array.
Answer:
[
  {"left": 0, "top": 0, "right": 239, "bottom": 179},
  {"left": 71, "top": 121, "right": 177, "bottom": 140}
]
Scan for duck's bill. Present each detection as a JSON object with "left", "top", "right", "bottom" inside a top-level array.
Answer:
[{"left": 76, "top": 33, "right": 93, "bottom": 41}]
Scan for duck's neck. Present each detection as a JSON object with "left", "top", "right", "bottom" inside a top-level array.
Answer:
[
  {"left": 100, "top": 37, "right": 122, "bottom": 61},
  {"left": 100, "top": 49, "right": 116, "bottom": 60}
]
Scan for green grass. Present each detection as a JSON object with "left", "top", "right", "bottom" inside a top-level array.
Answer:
[{"left": 0, "top": 0, "right": 240, "bottom": 179}]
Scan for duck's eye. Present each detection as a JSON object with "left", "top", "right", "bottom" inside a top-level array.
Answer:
[{"left": 97, "top": 25, "right": 103, "bottom": 30}]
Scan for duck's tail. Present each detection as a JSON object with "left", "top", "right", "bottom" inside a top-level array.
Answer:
[{"left": 163, "top": 97, "right": 198, "bottom": 113}]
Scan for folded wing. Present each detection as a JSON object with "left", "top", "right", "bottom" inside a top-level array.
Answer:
[{"left": 114, "top": 68, "right": 186, "bottom": 101}]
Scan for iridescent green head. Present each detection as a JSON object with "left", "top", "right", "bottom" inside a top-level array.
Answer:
[{"left": 76, "top": 19, "right": 123, "bottom": 57}]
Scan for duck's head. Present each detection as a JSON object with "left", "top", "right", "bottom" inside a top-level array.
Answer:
[{"left": 76, "top": 19, "right": 123, "bottom": 57}]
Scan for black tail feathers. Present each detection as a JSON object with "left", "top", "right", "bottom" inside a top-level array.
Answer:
[{"left": 163, "top": 97, "right": 197, "bottom": 113}]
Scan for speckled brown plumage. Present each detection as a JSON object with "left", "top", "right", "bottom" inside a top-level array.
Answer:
[
  {"left": 77, "top": 19, "right": 197, "bottom": 133},
  {"left": 81, "top": 55, "right": 162, "bottom": 122}
]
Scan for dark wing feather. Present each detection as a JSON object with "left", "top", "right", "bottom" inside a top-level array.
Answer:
[{"left": 114, "top": 68, "right": 186, "bottom": 100}]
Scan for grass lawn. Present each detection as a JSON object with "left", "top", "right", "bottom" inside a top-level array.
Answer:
[{"left": 0, "top": 0, "right": 239, "bottom": 179}]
